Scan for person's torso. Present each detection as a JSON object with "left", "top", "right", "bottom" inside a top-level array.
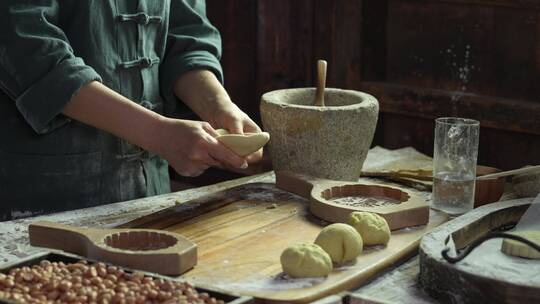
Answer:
[{"left": 0, "top": 1, "right": 176, "bottom": 220}]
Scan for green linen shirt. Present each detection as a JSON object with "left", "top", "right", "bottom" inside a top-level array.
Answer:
[{"left": 0, "top": 0, "right": 223, "bottom": 220}]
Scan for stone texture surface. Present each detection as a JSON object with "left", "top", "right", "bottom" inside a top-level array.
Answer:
[{"left": 260, "top": 88, "right": 379, "bottom": 181}]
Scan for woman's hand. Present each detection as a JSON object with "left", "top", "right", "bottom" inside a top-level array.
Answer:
[
  {"left": 209, "top": 101, "right": 264, "bottom": 164},
  {"left": 173, "top": 70, "right": 265, "bottom": 164},
  {"left": 64, "top": 81, "right": 250, "bottom": 178},
  {"left": 209, "top": 101, "right": 260, "bottom": 134},
  {"left": 148, "top": 117, "right": 248, "bottom": 177}
]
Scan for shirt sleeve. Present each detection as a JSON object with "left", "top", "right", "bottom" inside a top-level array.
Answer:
[
  {"left": 0, "top": 1, "right": 102, "bottom": 134},
  {"left": 160, "top": 0, "right": 223, "bottom": 107}
]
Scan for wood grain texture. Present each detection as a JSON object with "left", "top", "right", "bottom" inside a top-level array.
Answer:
[
  {"left": 28, "top": 221, "right": 197, "bottom": 275},
  {"left": 314, "top": 60, "right": 327, "bottom": 107},
  {"left": 256, "top": 0, "right": 314, "bottom": 96},
  {"left": 275, "top": 171, "right": 430, "bottom": 230},
  {"left": 206, "top": 0, "right": 258, "bottom": 119},
  {"left": 313, "top": 0, "right": 364, "bottom": 89},
  {"left": 361, "top": 82, "right": 540, "bottom": 135},
  {"left": 203, "top": 0, "right": 540, "bottom": 174},
  {"left": 430, "top": 0, "right": 540, "bottom": 9},
  {"left": 386, "top": 0, "right": 540, "bottom": 101},
  {"left": 121, "top": 183, "right": 447, "bottom": 303},
  {"left": 361, "top": 0, "right": 388, "bottom": 82},
  {"left": 372, "top": 112, "right": 540, "bottom": 171}
]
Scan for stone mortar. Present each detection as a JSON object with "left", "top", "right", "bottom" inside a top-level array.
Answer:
[{"left": 260, "top": 88, "right": 379, "bottom": 181}]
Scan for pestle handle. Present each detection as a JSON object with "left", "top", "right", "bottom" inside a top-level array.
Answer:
[
  {"left": 28, "top": 221, "right": 97, "bottom": 256},
  {"left": 476, "top": 164, "right": 540, "bottom": 180},
  {"left": 275, "top": 171, "right": 329, "bottom": 199},
  {"left": 314, "top": 59, "right": 327, "bottom": 107}
]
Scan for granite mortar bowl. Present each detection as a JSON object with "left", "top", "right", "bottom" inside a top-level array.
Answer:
[{"left": 260, "top": 88, "right": 379, "bottom": 181}]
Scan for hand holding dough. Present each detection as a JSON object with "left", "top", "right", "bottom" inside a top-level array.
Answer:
[
  {"left": 314, "top": 223, "right": 363, "bottom": 264},
  {"left": 347, "top": 211, "right": 391, "bottom": 246},
  {"left": 215, "top": 129, "right": 270, "bottom": 156},
  {"left": 280, "top": 243, "right": 332, "bottom": 278}
]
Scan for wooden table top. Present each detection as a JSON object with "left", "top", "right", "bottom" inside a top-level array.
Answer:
[{"left": 0, "top": 167, "right": 521, "bottom": 304}]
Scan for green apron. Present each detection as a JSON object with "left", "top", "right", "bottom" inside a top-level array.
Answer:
[{"left": 0, "top": 0, "right": 223, "bottom": 220}]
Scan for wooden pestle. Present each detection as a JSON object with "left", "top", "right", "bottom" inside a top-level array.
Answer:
[
  {"left": 314, "top": 60, "right": 327, "bottom": 106},
  {"left": 476, "top": 164, "right": 540, "bottom": 180}
]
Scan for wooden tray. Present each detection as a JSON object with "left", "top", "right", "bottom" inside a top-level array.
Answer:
[
  {"left": 419, "top": 199, "right": 540, "bottom": 303},
  {"left": 120, "top": 182, "right": 448, "bottom": 303},
  {"left": 0, "top": 251, "right": 252, "bottom": 304}
]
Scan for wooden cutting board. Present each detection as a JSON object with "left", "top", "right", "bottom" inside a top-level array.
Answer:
[{"left": 119, "top": 182, "right": 448, "bottom": 303}]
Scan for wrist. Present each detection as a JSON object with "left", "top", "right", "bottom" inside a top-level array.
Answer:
[
  {"left": 139, "top": 113, "right": 169, "bottom": 155},
  {"left": 174, "top": 69, "right": 236, "bottom": 121},
  {"left": 207, "top": 96, "right": 236, "bottom": 121}
]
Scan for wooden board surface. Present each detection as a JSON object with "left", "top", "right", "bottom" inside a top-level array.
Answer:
[
  {"left": 120, "top": 183, "right": 448, "bottom": 303},
  {"left": 28, "top": 221, "right": 197, "bottom": 276}
]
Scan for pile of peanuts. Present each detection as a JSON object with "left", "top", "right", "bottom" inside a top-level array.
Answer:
[{"left": 0, "top": 260, "right": 226, "bottom": 304}]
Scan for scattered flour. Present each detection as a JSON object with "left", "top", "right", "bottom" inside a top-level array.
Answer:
[
  {"left": 456, "top": 230, "right": 540, "bottom": 287},
  {"left": 214, "top": 274, "right": 326, "bottom": 291}
]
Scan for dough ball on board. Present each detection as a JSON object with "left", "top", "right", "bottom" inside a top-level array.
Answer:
[
  {"left": 280, "top": 243, "right": 333, "bottom": 278},
  {"left": 348, "top": 211, "right": 391, "bottom": 246},
  {"left": 314, "top": 223, "right": 363, "bottom": 264}
]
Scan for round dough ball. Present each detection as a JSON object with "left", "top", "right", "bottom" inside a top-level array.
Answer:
[
  {"left": 347, "top": 211, "right": 391, "bottom": 246},
  {"left": 280, "top": 243, "right": 332, "bottom": 278},
  {"left": 314, "top": 223, "right": 363, "bottom": 264}
]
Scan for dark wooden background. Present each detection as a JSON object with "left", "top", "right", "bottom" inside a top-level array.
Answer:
[{"left": 204, "top": 0, "right": 540, "bottom": 172}]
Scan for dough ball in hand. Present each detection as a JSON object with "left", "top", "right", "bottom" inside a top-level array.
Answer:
[
  {"left": 314, "top": 223, "right": 363, "bottom": 264},
  {"left": 215, "top": 129, "right": 270, "bottom": 156},
  {"left": 280, "top": 243, "right": 333, "bottom": 278},
  {"left": 347, "top": 211, "right": 391, "bottom": 246}
]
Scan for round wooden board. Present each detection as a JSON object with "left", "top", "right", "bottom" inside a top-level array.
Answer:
[{"left": 419, "top": 198, "right": 540, "bottom": 304}]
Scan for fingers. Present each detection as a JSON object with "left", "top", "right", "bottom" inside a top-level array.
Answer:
[
  {"left": 160, "top": 119, "right": 250, "bottom": 176},
  {"left": 202, "top": 122, "right": 220, "bottom": 138},
  {"left": 180, "top": 169, "right": 205, "bottom": 177},
  {"left": 196, "top": 122, "right": 247, "bottom": 168},
  {"left": 171, "top": 161, "right": 209, "bottom": 177},
  {"left": 206, "top": 139, "right": 248, "bottom": 169},
  {"left": 243, "top": 119, "right": 262, "bottom": 133},
  {"left": 222, "top": 119, "right": 261, "bottom": 135},
  {"left": 229, "top": 120, "right": 244, "bottom": 134},
  {"left": 184, "top": 123, "right": 247, "bottom": 169},
  {"left": 245, "top": 148, "right": 264, "bottom": 163},
  {"left": 188, "top": 135, "right": 222, "bottom": 167}
]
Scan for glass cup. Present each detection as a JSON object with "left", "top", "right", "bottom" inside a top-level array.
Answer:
[{"left": 432, "top": 117, "right": 480, "bottom": 216}]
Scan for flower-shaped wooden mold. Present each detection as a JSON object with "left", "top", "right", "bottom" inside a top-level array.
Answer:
[
  {"left": 28, "top": 221, "right": 197, "bottom": 275},
  {"left": 275, "top": 171, "right": 429, "bottom": 230}
]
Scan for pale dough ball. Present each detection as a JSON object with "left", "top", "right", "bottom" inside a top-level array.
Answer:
[
  {"left": 314, "top": 223, "right": 363, "bottom": 264},
  {"left": 280, "top": 243, "right": 332, "bottom": 278},
  {"left": 215, "top": 129, "right": 270, "bottom": 156},
  {"left": 347, "top": 211, "right": 391, "bottom": 246},
  {"left": 501, "top": 231, "right": 540, "bottom": 259}
]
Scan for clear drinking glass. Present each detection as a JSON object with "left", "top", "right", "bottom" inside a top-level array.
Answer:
[{"left": 432, "top": 117, "right": 480, "bottom": 215}]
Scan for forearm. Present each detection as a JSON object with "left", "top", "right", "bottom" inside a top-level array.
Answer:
[
  {"left": 63, "top": 81, "right": 162, "bottom": 151},
  {"left": 63, "top": 81, "right": 247, "bottom": 174},
  {"left": 173, "top": 69, "right": 236, "bottom": 123}
]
